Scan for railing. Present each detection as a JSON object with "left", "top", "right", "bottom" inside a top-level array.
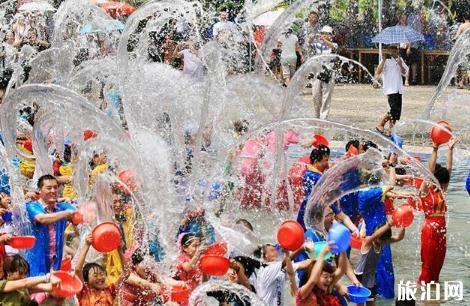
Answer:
[{"left": 338, "top": 48, "right": 449, "bottom": 85}]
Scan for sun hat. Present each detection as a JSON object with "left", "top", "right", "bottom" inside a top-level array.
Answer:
[{"left": 320, "top": 25, "right": 333, "bottom": 34}]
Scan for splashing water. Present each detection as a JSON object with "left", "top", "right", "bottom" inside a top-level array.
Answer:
[{"left": 0, "top": 0, "right": 469, "bottom": 304}]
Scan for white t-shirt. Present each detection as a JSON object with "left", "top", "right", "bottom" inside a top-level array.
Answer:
[
  {"left": 254, "top": 261, "right": 299, "bottom": 306},
  {"left": 313, "top": 40, "right": 338, "bottom": 55},
  {"left": 0, "top": 223, "right": 18, "bottom": 256},
  {"left": 382, "top": 58, "right": 409, "bottom": 95},
  {"left": 278, "top": 34, "right": 298, "bottom": 60},
  {"left": 181, "top": 49, "right": 204, "bottom": 81},
  {"left": 212, "top": 21, "right": 237, "bottom": 41}
]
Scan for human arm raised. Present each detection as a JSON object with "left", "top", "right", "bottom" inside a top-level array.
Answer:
[
  {"left": 75, "top": 234, "right": 93, "bottom": 282},
  {"left": 297, "top": 245, "right": 330, "bottom": 299},
  {"left": 446, "top": 137, "right": 457, "bottom": 177},
  {"left": 376, "top": 58, "right": 386, "bottom": 75}
]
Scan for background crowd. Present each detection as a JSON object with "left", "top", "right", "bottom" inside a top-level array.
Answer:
[{"left": 0, "top": 0, "right": 468, "bottom": 305}]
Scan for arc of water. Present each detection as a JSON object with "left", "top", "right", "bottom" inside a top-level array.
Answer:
[
  {"left": 0, "top": 143, "right": 28, "bottom": 234},
  {"left": 189, "top": 280, "right": 267, "bottom": 306},
  {"left": 304, "top": 148, "right": 388, "bottom": 232},
  {"left": 228, "top": 117, "right": 440, "bottom": 214},
  {"left": 255, "top": 0, "right": 323, "bottom": 72},
  {"left": 423, "top": 29, "right": 470, "bottom": 119},
  {"left": 0, "top": 84, "right": 128, "bottom": 186},
  {"left": 117, "top": 0, "right": 202, "bottom": 167},
  {"left": 281, "top": 54, "right": 380, "bottom": 120}
]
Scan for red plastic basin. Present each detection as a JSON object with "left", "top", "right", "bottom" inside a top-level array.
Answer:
[
  {"left": 203, "top": 242, "right": 228, "bottom": 257},
  {"left": 91, "top": 222, "right": 121, "bottom": 253},
  {"left": 200, "top": 255, "right": 230, "bottom": 276},
  {"left": 430, "top": 121, "right": 452, "bottom": 145},
  {"left": 8, "top": 236, "right": 36, "bottom": 250},
  {"left": 277, "top": 220, "right": 304, "bottom": 251},
  {"left": 51, "top": 271, "right": 83, "bottom": 298}
]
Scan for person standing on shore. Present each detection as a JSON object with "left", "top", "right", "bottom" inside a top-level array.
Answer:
[
  {"left": 455, "top": 11, "right": 470, "bottom": 89},
  {"left": 302, "top": 11, "right": 321, "bottom": 60},
  {"left": 375, "top": 46, "right": 408, "bottom": 136},
  {"left": 310, "top": 25, "right": 337, "bottom": 119},
  {"left": 278, "top": 27, "right": 303, "bottom": 86}
]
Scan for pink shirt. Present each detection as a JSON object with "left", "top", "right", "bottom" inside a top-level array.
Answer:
[
  {"left": 45, "top": 206, "right": 56, "bottom": 269},
  {"left": 176, "top": 253, "right": 202, "bottom": 305}
]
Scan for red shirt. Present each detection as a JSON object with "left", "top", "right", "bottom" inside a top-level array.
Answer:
[
  {"left": 77, "top": 283, "right": 115, "bottom": 306},
  {"left": 176, "top": 253, "right": 202, "bottom": 291},
  {"left": 420, "top": 186, "right": 446, "bottom": 217},
  {"left": 296, "top": 289, "right": 341, "bottom": 306},
  {"left": 296, "top": 290, "right": 318, "bottom": 306},
  {"left": 384, "top": 198, "right": 395, "bottom": 216}
]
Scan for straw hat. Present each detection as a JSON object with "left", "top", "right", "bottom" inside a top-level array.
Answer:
[{"left": 320, "top": 25, "right": 333, "bottom": 34}]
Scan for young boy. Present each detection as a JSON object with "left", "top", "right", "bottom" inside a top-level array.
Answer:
[{"left": 76, "top": 234, "right": 119, "bottom": 305}]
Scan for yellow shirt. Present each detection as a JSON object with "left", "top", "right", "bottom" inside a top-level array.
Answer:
[
  {"left": 105, "top": 208, "right": 134, "bottom": 285},
  {"left": 89, "top": 163, "right": 108, "bottom": 186},
  {"left": 18, "top": 143, "right": 35, "bottom": 179},
  {"left": 59, "top": 163, "right": 76, "bottom": 199}
]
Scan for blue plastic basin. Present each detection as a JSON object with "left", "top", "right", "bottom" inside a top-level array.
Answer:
[{"left": 347, "top": 285, "right": 371, "bottom": 303}]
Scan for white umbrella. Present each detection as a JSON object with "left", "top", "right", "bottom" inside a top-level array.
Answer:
[
  {"left": 253, "top": 9, "right": 285, "bottom": 27},
  {"left": 18, "top": 1, "right": 55, "bottom": 12}
]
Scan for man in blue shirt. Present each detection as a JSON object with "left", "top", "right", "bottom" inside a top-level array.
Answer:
[
  {"left": 296, "top": 145, "right": 330, "bottom": 230},
  {"left": 26, "top": 174, "right": 75, "bottom": 276},
  {"left": 295, "top": 145, "right": 359, "bottom": 290},
  {"left": 297, "top": 145, "right": 359, "bottom": 234}
]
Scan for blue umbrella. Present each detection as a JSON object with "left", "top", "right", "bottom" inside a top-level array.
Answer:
[{"left": 371, "top": 25, "right": 424, "bottom": 44}]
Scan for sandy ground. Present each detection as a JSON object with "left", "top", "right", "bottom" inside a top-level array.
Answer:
[
  {"left": 310, "top": 83, "right": 470, "bottom": 148},
  {"left": 327, "top": 84, "right": 442, "bottom": 128}
]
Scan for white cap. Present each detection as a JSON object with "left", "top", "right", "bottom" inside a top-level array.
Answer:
[{"left": 320, "top": 25, "right": 333, "bottom": 34}]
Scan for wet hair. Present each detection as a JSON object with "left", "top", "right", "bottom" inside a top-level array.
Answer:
[
  {"left": 131, "top": 251, "right": 145, "bottom": 266},
  {"left": 63, "top": 145, "right": 72, "bottom": 163},
  {"left": 395, "top": 297, "right": 416, "bottom": 305},
  {"left": 37, "top": 174, "right": 58, "bottom": 189},
  {"left": 236, "top": 218, "right": 253, "bottom": 231},
  {"left": 111, "top": 186, "right": 131, "bottom": 201},
  {"left": 310, "top": 145, "right": 330, "bottom": 164},
  {"left": 82, "top": 263, "right": 105, "bottom": 283},
  {"left": 464, "top": 10, "right": 470, "bottom": 21},
  {"left": 363, "top": 141, "right": 378, "bottom": 151},
  {"left": 0, "top": 68, "right": 13, "bottom": 90},
  {"left": 19, "top": 105, "right": 36, "bottom": 126},
  {"left": 233, "top": 120, "right": 249, "bottom": 136},
  {"left": 181, "top": 233, "right": 199, "bottom": 248},
  {"left": 0, "top": 192, "right": 9, "bottom": 200},
  {"left": 345, "top": 140, "right": 360, "bottom": 152},
  {"left": 322, "top": 261, "right": 335, "bottom": 274},
  {"left": 3, "top": 254, "right": 29, "bottom": 276},
  {"left": 433, "top": 163, "right": 450, "bottom": 185},
  {"left": 309, "top": 11, "right": 319, "bottom": 17},
  {"left": 395, "top": 167, "right": 406, "bottom": 175},
  {"left": 254, "top": 243, "right": 275, "bottom": 259}
]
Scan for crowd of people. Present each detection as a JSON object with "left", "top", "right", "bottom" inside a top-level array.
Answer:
[
  {"left": 0, "top": 1, "right": 468, "bottom": 306},
  {"left": 0, "top": 117, "right": 459, "bottom": 305},
  {"left": 1, "top": 1, "right": 469, "bottom": 103}
]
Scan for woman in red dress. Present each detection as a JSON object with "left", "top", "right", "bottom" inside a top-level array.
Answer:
[{"left": 417, "top": 138, "right": 456, "bottom": 284}]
